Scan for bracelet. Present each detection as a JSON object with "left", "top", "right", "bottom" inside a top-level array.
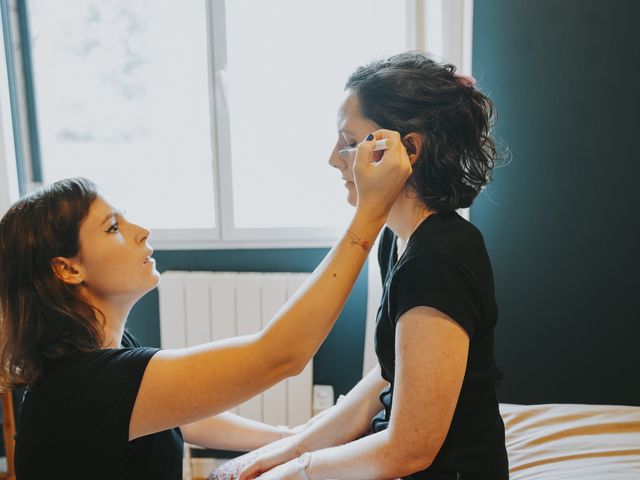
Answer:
[{"left": 346, "top": 230, "right": 374, "bottom": 252}]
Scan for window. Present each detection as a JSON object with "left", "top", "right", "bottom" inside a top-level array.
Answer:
[
  {"left": 218, "top": 0, "right": 408, "bottom": 238},
  {"left": 0, "top": 0, "right": 19, "bottom": 213},
  {"left": 28, "top": 0, "right": 216, "bottom": 234},
  {"left": 4, "top": 0, "right": 473, "bottom": 248}
]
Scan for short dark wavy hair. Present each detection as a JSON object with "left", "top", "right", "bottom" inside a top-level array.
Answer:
[{"left": 346, "top": 52, "right": 497, "bottom": 212}]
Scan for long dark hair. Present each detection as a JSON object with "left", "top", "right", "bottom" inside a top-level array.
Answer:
[
  {"left": 346, "top": 51, "right": 497, "bottom": 212},
  {"left": 0, "top": 177, "right": 104, "bottom": 390}
]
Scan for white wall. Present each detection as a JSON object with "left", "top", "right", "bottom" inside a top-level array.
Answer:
[{"left": 421, "top": 0, "right": 474, "bottom": 74}]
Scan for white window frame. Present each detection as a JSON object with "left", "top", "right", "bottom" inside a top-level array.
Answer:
[
  {"left": 0, "top": 1, "right": 19, "bottom": 216},
  {"left": 149, "top": 0, "right": 350, "bottom": 250}
]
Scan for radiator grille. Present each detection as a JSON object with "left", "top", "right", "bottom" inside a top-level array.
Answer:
[{"left": 158, "top": 271, "right": 312, "bottom": 426}]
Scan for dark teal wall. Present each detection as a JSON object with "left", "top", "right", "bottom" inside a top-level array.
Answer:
[
  {"left": 472, "top": 0, "right": 640, "bottom": 405},
  {"left": 126, "top": 248, "right": 368, "bottom": 399}
]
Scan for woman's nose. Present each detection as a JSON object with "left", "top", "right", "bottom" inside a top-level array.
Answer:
[
  {"left": 135, "top": 224, "right": 151, "bottom": 243},
  {"left": 328, "top": 149, "right": 346, "bottom": 170}
]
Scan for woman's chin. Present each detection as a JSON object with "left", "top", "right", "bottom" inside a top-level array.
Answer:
[
  {"left": 135, "top": 276, "right": 161, "bottom": 302},
  {"left": 344, "top": 182, "right": 357, "bottom": 207},
  {"left": 142, "top": 271, "right": 161, "bottom": 294},
  {"left": 150, "top": 270, "right": 161, "bottom": 286}
]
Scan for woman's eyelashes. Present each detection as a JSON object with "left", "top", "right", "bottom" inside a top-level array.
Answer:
[
  {"left": 105, "top": 222, "right": 119, "bottom": 234},
  {"left": 338, "top": 141, "right": 357, "bottom": 151},
  {"left": 105, "top": 210, "right": 127, "bottom": 234},
  {"left": 344, "top": 138, "right": 357, "bottom": 148}
]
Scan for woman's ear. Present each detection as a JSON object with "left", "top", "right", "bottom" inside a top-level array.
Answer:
[
  {"left": 401, "top": 133, "right": 423, "bottom": 166},
  {"left": 51, "top": 257, "right": 84, "bottom": 285}
]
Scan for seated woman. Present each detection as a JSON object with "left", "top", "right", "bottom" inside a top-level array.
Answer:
[
  {"left": 227, "top": 52, "right": 509, "bottom": 479},
  {"left": 0, "top": 132, "right": 410, "bottom": 479}
]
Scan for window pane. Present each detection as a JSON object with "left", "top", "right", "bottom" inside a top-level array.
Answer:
[
  {"left": 225, "top": 0, "right": 408, "bottom": 229},
  {"left": 28, "top": 0, "right": 215, "bottom": 229},
  {"left": 0, "top": 12, "right": 19, "bottom": 208}
]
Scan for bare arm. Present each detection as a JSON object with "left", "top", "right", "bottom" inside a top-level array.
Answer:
[
  {"left": 212, "top": 366, "right": 387, "bottom": 479},
  {"left": 129, "top": 130, "right": 412, "bottom": 441},
  {"left": 247, "top": 306, "right": 470, "bottom": 479},
  {"left": 181, "top": 412, "right": 291, "bottom": 451},
  {"left": 296, "top": 365, "right": 387, "bottom": 449}
]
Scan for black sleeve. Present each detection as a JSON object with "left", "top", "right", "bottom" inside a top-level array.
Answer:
[
  {"left": 390, "top": 253, "right": 481, "bottom": 338},
  {"left": 69, "top": 347, "right": 160, "bottom": 446}
]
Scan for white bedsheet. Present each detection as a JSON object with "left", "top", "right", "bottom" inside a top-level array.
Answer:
[{"left": 500, "top": 403, "right": 640, "bottom": 479}]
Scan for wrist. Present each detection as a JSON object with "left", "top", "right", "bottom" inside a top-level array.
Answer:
[
  {"left": 350, "top": 211, "right": 385, "bottom": 239},
  {"left": 345, "top": 229, "right": 375, "bottom": 252},
  {"left": 276, "top": 425, "right": 294, "bottom": 440},
  {"left": 344, "top": 215, "right": 384, "bottom": 255},
  {"left": 353, "top": 206, "right": 388, "bottom": 229}
]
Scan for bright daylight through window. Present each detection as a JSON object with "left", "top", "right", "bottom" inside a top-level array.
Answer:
[{"left": 27, "top": 0, "right": 409, "bottom": 244}]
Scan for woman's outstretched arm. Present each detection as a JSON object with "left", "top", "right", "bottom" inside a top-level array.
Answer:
[
  {"left": 129, "top": 131, "right": 411, "bottom": 441},
  {"left": 180, "top": 412, "right": 292, "bottom": 452}
]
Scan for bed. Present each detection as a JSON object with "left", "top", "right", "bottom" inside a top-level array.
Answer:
[
  {"left": 206, "top": 403, "right": 640, "bottom": 479},
  {"left": 500, "top": 403, "right": 640, "bottom": 479}
]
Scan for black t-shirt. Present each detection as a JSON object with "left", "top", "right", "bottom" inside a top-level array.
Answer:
[
  {"left": 15, "top": 331, "right": 183, "bottom": 479},
  {"left": 372, "top": 212, "right": 508, "bottom": 480}
]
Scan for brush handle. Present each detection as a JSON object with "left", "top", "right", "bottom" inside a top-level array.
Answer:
[{"left": 372, "top": 139, "right": 389, "bottom": 151}]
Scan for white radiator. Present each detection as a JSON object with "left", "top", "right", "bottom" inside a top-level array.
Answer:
[{"left": 158, "top": 271, "right": 312, "bottom": 427}]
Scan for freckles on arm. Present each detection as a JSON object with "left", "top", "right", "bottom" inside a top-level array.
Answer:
[
  {"left": 386, "top": 306, "right": 470, "bottom": 471},
  {"left": 293, "top": 306, "right": 471, "bottom": 480}
]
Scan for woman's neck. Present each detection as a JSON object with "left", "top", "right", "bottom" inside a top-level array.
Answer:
[
  {"left": 386, "top": 190, "right": 434, "bottom": 257},
  {"left": 101, "top": 316, "right": 127, "bottom": 348},
  {"left": 82, "top": 289, "right": 134, "bottom": 348}
]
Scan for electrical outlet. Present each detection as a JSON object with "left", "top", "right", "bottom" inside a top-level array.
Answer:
[{"left": 312, "top": 384, "right": 335, "bottom": 415}]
